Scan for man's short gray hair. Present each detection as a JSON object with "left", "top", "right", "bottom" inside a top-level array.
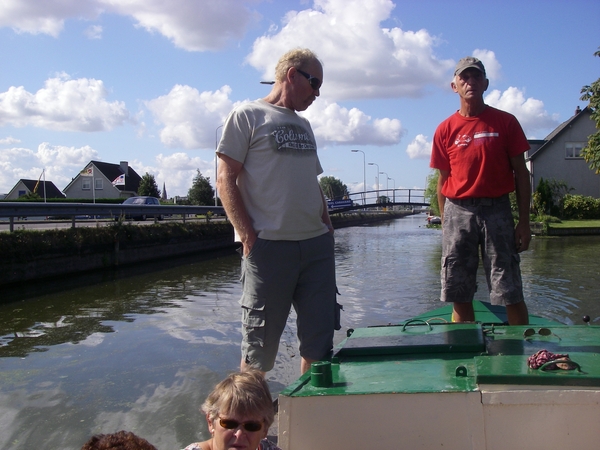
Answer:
[{"left": 275, "top": 48, "right": 321, "bottom": 82}]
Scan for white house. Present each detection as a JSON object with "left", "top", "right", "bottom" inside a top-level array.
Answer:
[{"left": 63, "top": 161, "right": 142, "bottom": 199}]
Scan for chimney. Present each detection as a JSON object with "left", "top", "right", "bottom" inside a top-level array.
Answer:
[
  {"left": 575, "top": 106, "right": 581, "bottom": 115},
  {"left": 119, "top": 161, "right": 129, "bottom": 175}
]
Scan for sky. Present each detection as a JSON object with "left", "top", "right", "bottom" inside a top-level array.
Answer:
[{"left": 0, "top": 0, "right": 598, "bottom": 198}]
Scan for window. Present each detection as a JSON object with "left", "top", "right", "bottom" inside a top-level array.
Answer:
[
  {"left": 82, "top": 179, "right": 91, "bottom": 190},
  {"left": 18, "top": 190, "right": 26, "bottom": 197},
  {"left": 95, "top": 178, "right": 103, "bottom": 190},
  {"left": 566, "top": 142, "right": 585, "bottom": 159}
]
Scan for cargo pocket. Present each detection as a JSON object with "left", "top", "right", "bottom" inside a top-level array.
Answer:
[
  {"left": 240, "top": 293, "right": 266, "bottom": 347},
  {"left": 334, "top": 302, "right": 343, "bottom": 331}
]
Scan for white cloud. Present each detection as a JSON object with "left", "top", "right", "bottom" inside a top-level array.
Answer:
[
  {"left": 485, "top": 87, "right": 560, "bottom": 137},
  {"left": 145, "top": 84, "right": 404, "bottom": 150},
  {"left": 472, "top": 49, "right": 502, "bottom": 83},
  {"left": 84, "top": 24, "right": 102, "bottom": 39},
  {"left": 130, "top": 152, "right": 216, "bottom": 199},
  {"left": 0, "top": 0, "right": 259, "bottom": 51},
  {"left": 0, "top": 142, "right": 99, "bottom": 193},
  {"left": 145, "top": 85, "right": 237, "bottom": 149},
  {"left": 105, "top": 0, "right": 259, "bottom": 51},
  {"left": 0, "top": 74, "right": 130, "bottom": 132},
  {"left": 0, "top": 0, "right": 102, "bottom": 37},
  {"left": 0, "top": 136, "right": 20, "bottom": 145},
  {"left": 303, "top": 99, "right": 405, "bottom": 146},
  {"left": 246, "top": 0, "right": 455, "bottom": 101},
  {"left": 406, "top": 134, "right": 431, "bottom": 159}
]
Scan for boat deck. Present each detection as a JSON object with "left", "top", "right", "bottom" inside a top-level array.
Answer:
[{"left": 278, "top": 301, "right": 600, "bottom": 449}]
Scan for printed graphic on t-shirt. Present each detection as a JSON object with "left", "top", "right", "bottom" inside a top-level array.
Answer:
[
  {"left": 454, "top": 134, "right": 472, "bottom": 147},
  {"left": 271, "top": 124, "right": 316, "bottom": 154},
  {"left": 474, "top": 132, "right": 499, "bottom": 139},
  {"left": 454, "top": 131, "right": 499, "bottom": 148}
]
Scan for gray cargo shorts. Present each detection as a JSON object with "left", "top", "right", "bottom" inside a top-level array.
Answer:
[
  {"left": 239, "top": 233, "right": 337, "bottom": 372},
  {"left": 441, "top": 195, "right": 524, "bottom": 306}
]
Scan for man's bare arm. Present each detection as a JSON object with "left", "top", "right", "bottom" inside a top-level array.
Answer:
[
  {"left": 437, "top": 170, "right": 449, "bottom": 223},
  {"left": 510, "top": 153, "right": 532, "bottom": 253},
  {"left": 216, "top": 153, "right": 257, "bottom": 256}
]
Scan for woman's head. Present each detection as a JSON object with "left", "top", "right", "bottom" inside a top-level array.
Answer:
[
  {"left": 202, "top": 370, "right": 275, "bottom": 450},
  {"left": 202, "top": 370, "right": 275, "bottom": 428}
]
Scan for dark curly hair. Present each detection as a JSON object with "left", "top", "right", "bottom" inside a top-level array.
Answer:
[{"left": 80, "top": 430, "right": 157, "bottom": 450}]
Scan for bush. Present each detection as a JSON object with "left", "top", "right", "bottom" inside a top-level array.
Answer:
[
  {"left": 0, "top": 222, "right": 233, "bottom": 262},
  {"left": 562, "top": 194, "right": 600, "bottom": 219}
]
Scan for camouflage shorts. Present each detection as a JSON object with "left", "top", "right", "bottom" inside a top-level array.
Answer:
[{"left": 441, "top": 195, "right": 524, "bottom": 306}]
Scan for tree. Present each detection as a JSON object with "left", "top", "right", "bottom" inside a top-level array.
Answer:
[
  {"left": 319, "top": 176, "right": 349, "bottom": 200},
  {"left": 20, "top": 192, "right": 42, "bottom": 201},
  {"left": 533, "top": 178, "right": 572, "bottom": 218},
  {"left": 138, "top": 173, "right": 160, "bottom": 198},
  {"left": 424, "top": 170, "right": 440, "bottom": 216},
  {"left": 188, "top": 170, "right": 215, "bottom": 205},
  {"left": 580, "top": 47, "right": 600, "bottom": 174}
]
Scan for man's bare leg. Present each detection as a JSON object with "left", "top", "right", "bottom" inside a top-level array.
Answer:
[
  {"left": 506, "top": 300, "right": 529, "bottom": 325},
  {"left": 452, "top": 302, "right": 475, "bottom": 322},
  {"left": 300, "top": 356, "right": 316, "bottom": 375}
]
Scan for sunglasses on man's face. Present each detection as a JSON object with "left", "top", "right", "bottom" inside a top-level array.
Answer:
[
  {"left": 297, "top": 69, "right": 322, "bottom": 90},
  {"left": 218, "top": 418, "right": 263, "bottom": 432}
]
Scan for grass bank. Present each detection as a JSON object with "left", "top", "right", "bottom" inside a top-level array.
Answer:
[
  {"left": 548, "top": 220, "right": 600, "bottom": 228},
  {"left": 532, "top": 219, "right": 600, "bottom": 236}
]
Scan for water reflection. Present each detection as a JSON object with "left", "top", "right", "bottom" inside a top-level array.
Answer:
[
  {"left": 1, "top": 215, "right": 599, "bottom": 449},
  {"left": 521, "top": 235, "right": 600, "bottom": 324},
  {"left": 0, "top": 252, "right": 241, "bottom": 358}
]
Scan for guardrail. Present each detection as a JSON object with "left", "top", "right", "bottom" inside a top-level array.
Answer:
[{"left": 0, "top": 202, "right": 225, "bottom": 232}]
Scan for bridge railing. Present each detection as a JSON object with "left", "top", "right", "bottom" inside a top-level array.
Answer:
[{"left": 328, "top": 188, "right": 429, "bottom": 211}]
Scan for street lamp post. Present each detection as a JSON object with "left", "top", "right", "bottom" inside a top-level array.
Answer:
[
  {"left": 368, "top": 162, "right": 379, "bottom": 203},
  {"left": 215, "top": 124, "right": 224, "bottom": 206},
  {"left": 379, "top": 171, "right": 389, "bottom": 192},
  {"left": 351, "top": 150, "right": 366, "bottom": 205},
  {"left": 388, "top": 177, "right": 396, "bottom": 203},
  {"left": 380, "top": 171, "right": 389, "bottom": 206}
]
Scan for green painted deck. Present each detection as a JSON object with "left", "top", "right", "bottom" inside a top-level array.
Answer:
[{"left": 280, "top": 301, "right": 600, "bottom": 398}]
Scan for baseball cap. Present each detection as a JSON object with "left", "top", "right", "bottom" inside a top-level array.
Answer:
[{"left": 454, "top": 57, "right": 486, "bottom": 76}]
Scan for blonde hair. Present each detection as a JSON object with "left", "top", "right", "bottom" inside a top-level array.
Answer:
[
  {"left": 202, "top": 370, "right": 275, "bottom": 428},
  {"left": 274, "top": 48, "right": 321, "bottom": 82}
]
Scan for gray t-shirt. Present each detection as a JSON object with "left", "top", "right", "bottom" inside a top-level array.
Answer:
[{"left": 217, "top": 99, "right": 328, "bottom": 241}]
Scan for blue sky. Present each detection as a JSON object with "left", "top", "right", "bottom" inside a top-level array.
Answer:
[{"left": 0, "top": 0, "right": 598, "bottom": 197}]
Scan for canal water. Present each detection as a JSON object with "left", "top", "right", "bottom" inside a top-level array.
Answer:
[{"left": 1, "top": 214, "right": 599, "bottom": 450}]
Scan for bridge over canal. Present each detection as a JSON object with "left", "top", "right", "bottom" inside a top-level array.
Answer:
[{"left": 327, "top": 188, "right": 429, "bottom": 213}]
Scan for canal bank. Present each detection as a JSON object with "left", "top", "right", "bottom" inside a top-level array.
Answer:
[
  {"left": 0, "top": 210, "right": 416, "bottom": 287},
  {"left": 531, "top": 222, "right": 600, "bottom": 236}
]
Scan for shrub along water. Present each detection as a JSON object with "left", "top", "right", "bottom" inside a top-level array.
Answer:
[{"left": 0, "top": 221, "right": 233, "bottom": 263}]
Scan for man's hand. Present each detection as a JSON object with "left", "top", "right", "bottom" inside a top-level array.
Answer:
[
  {"left": 514, "top": 220, "right": 531, "bottom": 253},
  {"left": 242, "top": 234, "right": 258, "bottom": 257}
]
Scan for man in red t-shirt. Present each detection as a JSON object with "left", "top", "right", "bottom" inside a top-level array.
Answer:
[{"left": 430, "top": 56, "right": 531, "bottom": 325}]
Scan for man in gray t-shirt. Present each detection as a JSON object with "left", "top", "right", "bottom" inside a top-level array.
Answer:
[{"left": 216, "top": 48, "right": 337, "bottom": 374}]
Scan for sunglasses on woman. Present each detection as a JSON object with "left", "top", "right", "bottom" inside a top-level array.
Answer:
[
  {"left": 297, "top": 69, "right": 322, "bottom": 90},
  {"left": 218, "top": 418, "right": 263, "bottom": 432}
]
